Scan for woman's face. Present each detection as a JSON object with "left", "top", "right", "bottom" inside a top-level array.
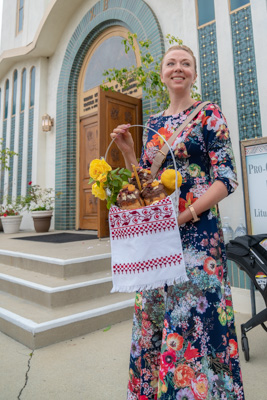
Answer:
[{"left": 160, "top": 50, "right": 197, "bottom": 94}]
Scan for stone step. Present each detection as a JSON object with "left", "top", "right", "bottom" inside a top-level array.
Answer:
[
  {"left": 0, "top": 263, "right": 113, "bottom": 307},
  {"left": 0, "top": 290, "right": 135, "bottom": 349},
  {"left": 0, "top": 249, "right": 111, "bottom": 278}
]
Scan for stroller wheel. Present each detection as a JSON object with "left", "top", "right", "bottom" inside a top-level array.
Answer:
[{"left": 241, "top": 334, "right": 250, "bottom": 361}]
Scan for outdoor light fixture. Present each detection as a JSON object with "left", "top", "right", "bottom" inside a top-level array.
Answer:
[{"left": 42, "top": 114, "right": 54, "bottom": 132}]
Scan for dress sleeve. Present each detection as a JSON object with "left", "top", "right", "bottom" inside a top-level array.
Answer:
[{"left": 202, "top": 104, "right": 238, "bottom": 195}]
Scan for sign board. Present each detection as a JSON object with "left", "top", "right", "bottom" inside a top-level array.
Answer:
[{"left": 241, "top": 137, "right": 267, "bottom": 234}]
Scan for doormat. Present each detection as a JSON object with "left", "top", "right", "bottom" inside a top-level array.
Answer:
[{"left": 13, "top": 232, "right": 98, "bottom": 244}]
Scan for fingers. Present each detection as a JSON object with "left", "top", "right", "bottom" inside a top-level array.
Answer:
[{"left": 110, "top": 124, "right": 131, "bottom": 140}]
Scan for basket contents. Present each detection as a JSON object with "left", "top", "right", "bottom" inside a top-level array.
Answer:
[
  {"left": 129, "top": 167, "right": 153, "bottom": 189},
  {"left": 88, "top": 158, "right": 182, "bottom": 210},
  {"left": 141, "top": 180, "right": 167, "bottom": 205},
  {"left": 116, "top": 184, "right": 145, "bottom": 210}
]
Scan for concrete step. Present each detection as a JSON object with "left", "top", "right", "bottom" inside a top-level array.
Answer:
[
  {"left": 0, "top": 264, "right": 113, "bottom": 307},
  {"left": 0, "top": 249, "right": 111, "bottom": 278},
  {"left": 0, "top": 236, "right": 134, "bottom": 350},
  {"left": 0, "top": 290, "right": 135, "bottom": 349}
]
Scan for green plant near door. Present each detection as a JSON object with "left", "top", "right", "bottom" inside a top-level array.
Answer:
[{"left": 101, "top": 33, "right": 201, "bottom": 113}]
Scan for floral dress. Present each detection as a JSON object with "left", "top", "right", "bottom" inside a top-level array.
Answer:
[{"left": 127, "top": 102, "right": 245, "bottom": 400}]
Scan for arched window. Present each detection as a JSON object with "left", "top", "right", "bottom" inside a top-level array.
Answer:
[
  {"left": 12, "top": 70, "right": 18, "bottom": 115},
  {"left": 4, "top": 80, "right": 9, "bottom": 119},
  {"left": 229, "top": 0, "right": 250, "bottom": 12},
  {"left": 196, "top": 0, "right": 215, "bottom": 27},
  {"left": 20, "top": 68, "right": 26, "bottom": 112},
  {"left": 79, "top": 26, "right": 141, "bottom": 115},
  {"left": 17, "top": 0, "right": 24, "bottom": 34},
  {"left": 30, "top": 67, "right": 36, "bottom": 107}
]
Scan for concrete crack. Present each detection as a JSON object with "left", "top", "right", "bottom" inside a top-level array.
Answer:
[{"left": 17, "top": 350, "right": 34, "bottom": 399}]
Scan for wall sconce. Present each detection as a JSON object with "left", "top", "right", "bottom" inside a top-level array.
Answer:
[{"left": 42, "top": 114, "right": 54, "bottom": 132}]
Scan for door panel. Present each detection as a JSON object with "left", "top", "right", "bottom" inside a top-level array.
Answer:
[
  {"left": 79, "top": 114, "right": 98, "bottom": 230},
  {"left": 98, "top": 89, "right": 142, "bottom": 237},
  {"left": 79, "top": 88, "right": 142, "bottom": 236}
]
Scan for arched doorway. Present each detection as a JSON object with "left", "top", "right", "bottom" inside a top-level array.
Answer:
[
  {"left": 77, "top": 27, "right": 143, "bottom": 236},
  {"left": 55, "top": 0, "right": 164, "bottom": 231}
]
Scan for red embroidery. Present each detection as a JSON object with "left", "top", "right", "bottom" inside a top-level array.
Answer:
[
  {"left": 113, "top": 253, "right": 183, "bottom": 275},
  {"left": 109, "top": 197, "right": 177, "bottom": 240}
]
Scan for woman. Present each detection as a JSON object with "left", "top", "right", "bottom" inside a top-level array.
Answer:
[{"left": 111, "top": 45, "right": 245, "bottom": 400}]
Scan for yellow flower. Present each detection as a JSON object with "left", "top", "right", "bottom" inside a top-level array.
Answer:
[
  {"left": 98, "top": 173, "right": 108, "bottom": 183},
  {"left": 161, "top": 169, "right": 182, "bottom": 195},
  {"left": 89, "top": 159, "right": 112, "bottom": 180},
  {"left": 92, "top": 182, "right": 106, "bottom": 200}
]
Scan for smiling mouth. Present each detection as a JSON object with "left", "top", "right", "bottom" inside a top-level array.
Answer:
[{"left": 172, "top": 77, "right": 184, "bottom": 81}]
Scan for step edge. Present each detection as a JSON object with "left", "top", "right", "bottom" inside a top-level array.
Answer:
[
  {"left": 0, "top": 273, "right": 112, "bottom": 293},
  {"left": 0, "top": 249, "right": 111, "bottom": 265},
  {"left": 0, "top": 298, "right": 134, "bottom": 334}
]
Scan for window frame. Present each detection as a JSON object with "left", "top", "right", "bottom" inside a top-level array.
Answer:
[
  {"left": 16, "top": 0, "right": 24, "bottom": 35},
  {"left": 12, "top": 69, "right": 18, "bottom": 116},
  {"left": 195, "top": 0, "right": 216, "bottom": 29},
  {"left": 228, "top": 0, "right": 250, "bottom": 14},
  {"left": 29, "top": 66, "right": 36, "bottom": 108},
  {"left": 20, "top": 68, "right": 27, "bottom": 112},
  {"left": 4, "top": 79, "right": 9, "bottom": 120}
]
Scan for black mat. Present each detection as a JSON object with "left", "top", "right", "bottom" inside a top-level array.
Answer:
[{"left": 13, "top": 232, "right": 98, "bottom": 243}]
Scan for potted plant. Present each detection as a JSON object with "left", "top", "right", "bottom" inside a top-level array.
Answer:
[
  {"left": 0, "top": 197, "right": 23, "bottom": 234},
  {"left": 22, "top": 182, "right": 61, "bottom": 233}
]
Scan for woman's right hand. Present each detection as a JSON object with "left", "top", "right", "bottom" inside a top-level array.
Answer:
[{"left": 110, "top": 124, "right": 135, "bottom": 156}]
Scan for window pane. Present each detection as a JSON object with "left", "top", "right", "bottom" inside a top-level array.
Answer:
[
  {"left": 18, "top": 9, "right": 23, "bottom": 31},
  {"left": 230, "top": 0, "right": 249, "bottom": 11},
  {"left": 30, "top": 67, "right": 36, "bottom": 107},
  {"left": 84, "top": 36, "right": 136, "bottom": 91},
  {"left": 12, "top": 70, "right": 18, "bottom": 115},
  {"left": 21, "top": 69, "right": 26, "bottom": 111},
  {"left": 197, "top": 0, "right": 215, "bottom": 26},
  {"left": 5, "top": 80, "right": 9, "bottom": 119}
]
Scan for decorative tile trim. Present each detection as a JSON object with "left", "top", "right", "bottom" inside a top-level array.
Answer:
[
  {"left": 55, "top": 0, "right": 164, "bottom": 229},
  {"left": 198, "top": 22, "right": 221, "bottom": 108},
  {"left": 26, "top": 107, "right": 34, "bottom": 191},
  {"left": 0, "top": 120, "right": 7, "bottom": 201},
  {"left": 230, "top": 5, "right": 262, "bottom": 140},
  {"left": 17, "top": 112, "right": 25, "bottom": 197},
  {"left": 8, "top": 116, "right": 16, "bottom": 198}
]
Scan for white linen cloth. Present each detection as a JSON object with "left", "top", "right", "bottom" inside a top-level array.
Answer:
[{"left": 109, "top": 196, "right": 188, "bottom": 292}]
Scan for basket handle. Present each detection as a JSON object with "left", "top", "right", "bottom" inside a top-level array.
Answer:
[{"left": 104, "top": 124, "right": 180, "bottom": 210}]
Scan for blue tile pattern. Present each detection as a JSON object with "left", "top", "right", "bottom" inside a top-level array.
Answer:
[
  {"left": 26, "top": 107, "right": 34, "bottom": 190},
  {"left": 230, "top": 5, "right": 262, "bottom": 139},
  {"left": 8, "top": 116, "right": 16, "bottom": 197},
  {"left": 17, "top": 112, "right": 25, "bottom": 197},
  {"left": 0, "top": 120, "right": 7, "bottom": 202},
  {"left": 198, "top": 22, "right": 221, "bottom": 108}
]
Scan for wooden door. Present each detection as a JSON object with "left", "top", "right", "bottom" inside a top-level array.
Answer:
[
  {"left": 79, "top": 88, "right": 142, "bottom": 236},
  {"left": 79, "top": 113, "right": 99, "bottom": 230}
]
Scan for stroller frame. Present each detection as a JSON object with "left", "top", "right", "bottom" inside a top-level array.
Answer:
[{"left": 226, "top": 234, "right": 267, "bottom": 361}]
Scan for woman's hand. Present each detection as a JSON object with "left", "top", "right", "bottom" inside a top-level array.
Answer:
[
  {"left": 177, "top": 180, "right": 228, "bottom": 226},
  {"left": 110, "top": 124, "right": 138, "bottom": 170}
]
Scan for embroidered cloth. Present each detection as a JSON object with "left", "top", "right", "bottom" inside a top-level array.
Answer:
[{"left": 109, "top": 196, "right": 187, "bottom": 292}]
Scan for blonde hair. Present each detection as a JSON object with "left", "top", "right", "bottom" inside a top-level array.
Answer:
[{"left": 160, "top": 45, "right": 197, "bottom": 74}]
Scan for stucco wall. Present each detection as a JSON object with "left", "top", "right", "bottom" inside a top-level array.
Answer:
[{"left": 0, "top": 0, "right": 50, "bottom": 53}]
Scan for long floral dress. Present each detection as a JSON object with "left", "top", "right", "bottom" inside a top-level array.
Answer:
[{"left": 127, "top": 102, "right": 245, "bottom": 400}]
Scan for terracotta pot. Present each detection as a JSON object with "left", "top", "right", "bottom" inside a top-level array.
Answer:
[
  {"left": 31, "top": 210, "right": 53, "bottom": 233},
  {"left": 1, "top": 215, "right": 23, "bottom": 234}
]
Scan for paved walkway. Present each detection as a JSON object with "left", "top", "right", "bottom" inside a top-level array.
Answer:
[{"left": 0, "top": 312, "right": 266, "bottom": 400}]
